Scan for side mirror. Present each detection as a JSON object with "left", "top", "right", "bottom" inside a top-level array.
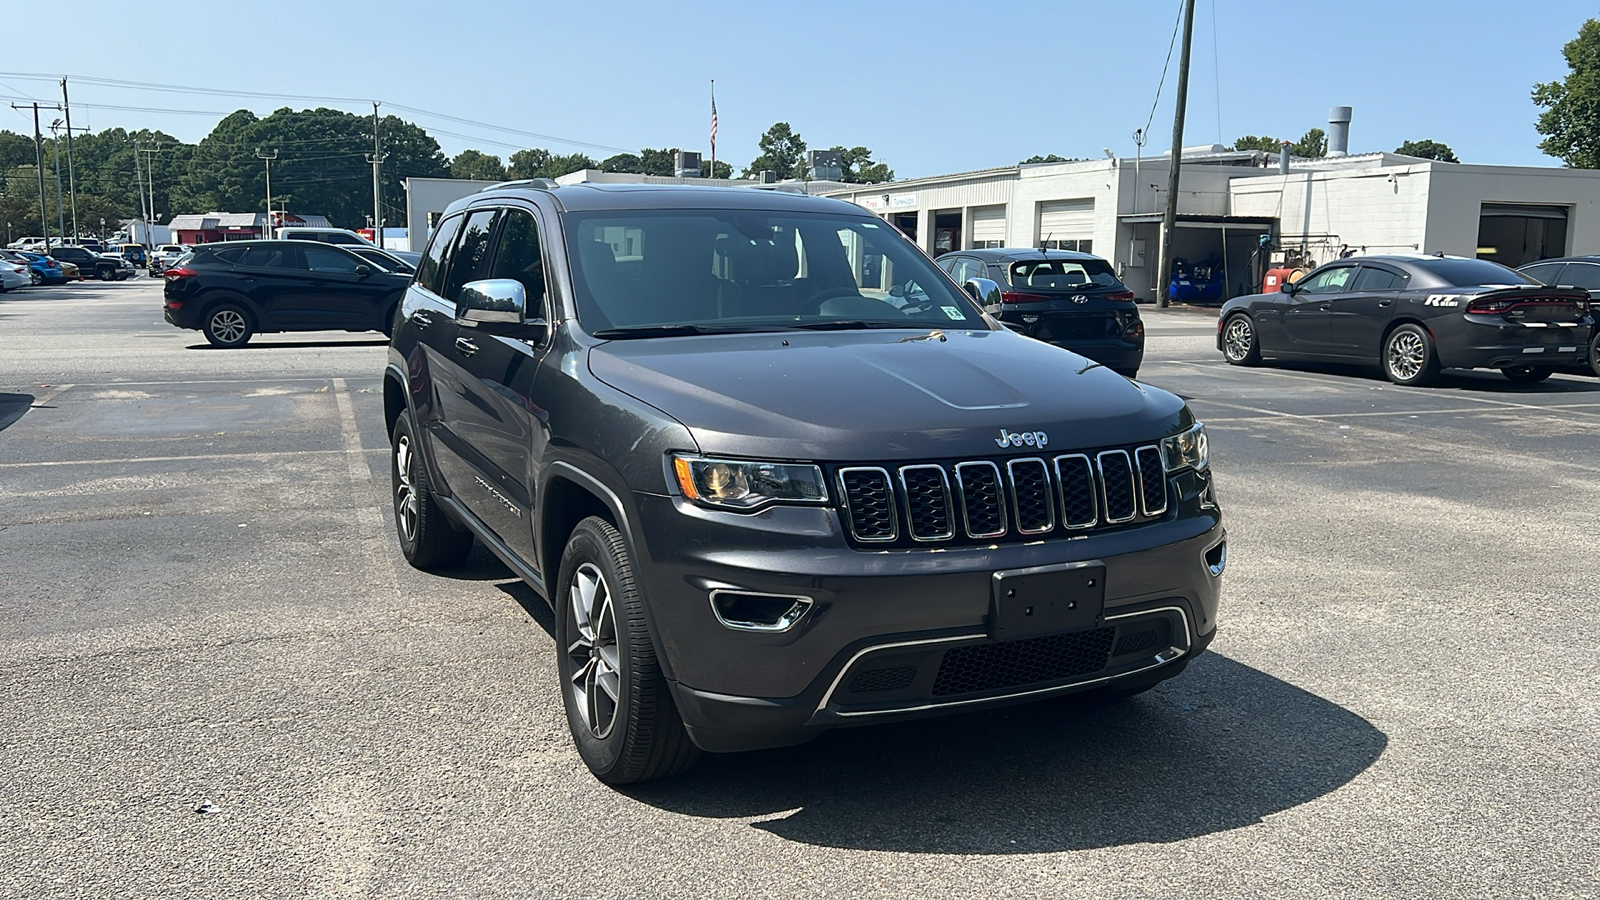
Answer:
[
  {"left": 965, "top": 276, "right": 1002, "bottom": 310},
  {"left": 1279, "top": 280, "right": 1296, "bottom": 294},
  {"left": 456, "top": 278, "right": 547, "bottom": 339},
  {"left": 353, "top": 264, "right": 372, "bottom": 277}
]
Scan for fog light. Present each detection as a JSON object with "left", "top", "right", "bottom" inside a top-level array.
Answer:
[{"left": 709, "top": 590, "right": 813, "bottom": 632}]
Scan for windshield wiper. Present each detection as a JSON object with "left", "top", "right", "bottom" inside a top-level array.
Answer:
[
  {"left": 591, "top": 323, "right": 804, "bottom": 339},
  {"left": 790, "top": 320, "right": 930, "bottom": 331}
]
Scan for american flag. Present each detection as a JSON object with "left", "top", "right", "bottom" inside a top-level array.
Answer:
[{"left": 709, "top": 94, "right": 718, "bottom": 151}]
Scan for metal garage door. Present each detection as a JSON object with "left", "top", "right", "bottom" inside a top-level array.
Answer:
[
  {"left": 971, "top": 205, "right": 1006, "bottom": 247},
  {"left": 1037, "top": 199, "right": 1094, "bottom": 245}
]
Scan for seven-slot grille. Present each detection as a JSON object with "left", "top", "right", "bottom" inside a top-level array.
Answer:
[{"left": 836, "top": 445, "right": 1169, "bottom": 546}]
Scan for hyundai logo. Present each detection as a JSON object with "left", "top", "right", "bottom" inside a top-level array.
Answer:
[{"left": 1071, "top": 295, "right": 1089, "bottom": 304}]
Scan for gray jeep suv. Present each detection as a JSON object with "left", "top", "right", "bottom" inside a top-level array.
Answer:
[{"left": 384, "top": 181, "right": 1226, "bottom": 783}]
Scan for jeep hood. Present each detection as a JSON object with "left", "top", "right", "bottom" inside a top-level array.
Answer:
[{"left": 588, "top": 329, "right": 1190, "bottom": 460}]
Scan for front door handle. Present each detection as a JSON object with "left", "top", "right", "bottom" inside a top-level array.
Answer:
[
  {"left": 413, "top": 311, "right": 435, "bottom": 329},
  {"left": 455, "top": 336, "right": 479, "bottom": 358},
  {"left": 1377, "top": 299, "right": 1393, "bottom": 308},
  {"left": 1319, "top": 303, "right": 1332, "bottom": 310}
]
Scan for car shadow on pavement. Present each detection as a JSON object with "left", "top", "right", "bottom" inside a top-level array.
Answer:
[
  {"left": 625, "top": 653, "right": 1386, "bottom": 853},
  {"left": 185, "top": 339, "right": 390, "bottom": 351},
  {"left": 0, "top": 393, "right": 35, "bottom": 432},
  {"left": 1265, "top": 359, "right": 1600, "bottom": 392}
]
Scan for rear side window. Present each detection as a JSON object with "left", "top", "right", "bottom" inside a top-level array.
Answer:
[
  {"left": 443, "top": 209, "right": 500, "bottom": 302},
  {"left": 1007, "top": 258, "right": 1118, "bottom": 289},
  {"left": 1517, "top": 262, "right": 1564, "bottom": 285},
  {"left": 209, "top": 246, "right": 249, "bottom": 265},
  {"left": 1352, "top": 267, "right": 1408, "bottom": 291},
  {"left": 417, "top": 214, "right": 464, "bottom": 296},
  {"left": 1555, "top": 262, "right": 1600, "bottom": 290},
  {"left": 489, "top": 208, "right": 547, "bottom": 313},
  {"left": 303, "top": 245, "right": 362, "bottom": 274},
  {"left": 239, "top": 245, "right": 299, "bottom": 269}
]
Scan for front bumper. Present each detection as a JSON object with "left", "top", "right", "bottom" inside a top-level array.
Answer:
[{"left": 629, "top": 482, "right": 1223, "bottom": 752}]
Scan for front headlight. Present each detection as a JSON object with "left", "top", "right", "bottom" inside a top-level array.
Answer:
[
  {"left": 671, "top": 454, "right": 829, "bottom": 511},
  {"left": 1161, "top": 423, "right": 1209, "bottom": 472}
]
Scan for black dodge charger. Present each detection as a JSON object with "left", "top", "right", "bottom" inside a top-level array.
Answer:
[{"left": 1217, "top": 255, "right": 1594, "bottom": 385}]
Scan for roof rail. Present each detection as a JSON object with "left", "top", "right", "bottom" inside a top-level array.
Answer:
[{"left": 478, "top": 177, "right": 560, "bottom": 193}]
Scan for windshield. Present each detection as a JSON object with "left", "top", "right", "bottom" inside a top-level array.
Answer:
[
  {"left": 1416, "top": 258, "right": 1535, "bottom": 287},
  {"left": 562, "top": 209, "right": 986, "bottom": 334},
  {"left": 1007, "top": 258, "right": 1120, "bottom": 289}
]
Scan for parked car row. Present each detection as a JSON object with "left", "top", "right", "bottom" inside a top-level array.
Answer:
[{"left": 0, "top": 243, "right": 144, "bottom": 291}]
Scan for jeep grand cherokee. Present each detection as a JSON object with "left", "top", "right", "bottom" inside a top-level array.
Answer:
[{"left": 383, "top": 181, "right": 1226, "bottom": 783}]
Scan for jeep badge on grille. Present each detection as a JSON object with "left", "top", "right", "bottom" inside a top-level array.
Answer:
[{"left": 995, "top": 429, "right": 1049, "bottom": 449}]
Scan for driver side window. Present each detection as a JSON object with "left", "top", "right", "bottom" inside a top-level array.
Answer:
[{"left": 1298, "top": 266, "right": 1356, "bottom": 294}]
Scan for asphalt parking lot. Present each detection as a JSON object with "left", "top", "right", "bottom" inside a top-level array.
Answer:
[{"left": 2, "top": 278, "right": 1596, "bottom": 899}]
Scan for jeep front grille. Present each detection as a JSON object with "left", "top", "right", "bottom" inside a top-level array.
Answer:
[{"left": 836, "top": 445, "right": 1168, "bottom": 547}]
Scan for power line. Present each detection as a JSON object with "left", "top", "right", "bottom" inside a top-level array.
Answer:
[{"left": 1142, "top": 0, "right": 1188, "bottom": 143}]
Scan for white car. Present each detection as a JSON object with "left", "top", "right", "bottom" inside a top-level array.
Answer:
[
  {"left": 0, "top": 259, "right": 30, "bottom": 292},
  {"left": 148, "top": 244, "right": 188, "bottom": 273}
]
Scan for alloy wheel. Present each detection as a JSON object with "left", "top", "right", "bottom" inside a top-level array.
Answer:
[
  {"left": 209, "top": 309, "right": 247, "bottom": 343},
  {"left": 1223, "top": 317, "right": 1254, "bottom": 361},
  {"left": 393, "top": 434, "right": 419, "bottom": 544},
  {"left": 566, "top": 562, "right": 621, "bottom": 739},
  {"left": 1387, "top": 331, "right": 1425, "bottom": 380}
]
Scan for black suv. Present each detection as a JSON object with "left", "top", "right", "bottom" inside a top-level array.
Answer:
[
  {"left": 48, "top": 245, "right": 130, "bottom": 281},
  {"left": 162, "top": 240, "right": 411, "bottom": 347},
  {"left": 385, "top": 183, "right": 1224, "bottom": 783},
  {"left": 937, "top": 248, "right": 1145, "bottom": 377}
]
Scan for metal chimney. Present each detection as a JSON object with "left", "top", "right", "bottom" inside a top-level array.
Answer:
[
  {"left": 1328, "top": 106, "right": 1352, "bottom": 157},
  {"left": 1279, "top": 140, "right": 1292, "bottom": 174}
]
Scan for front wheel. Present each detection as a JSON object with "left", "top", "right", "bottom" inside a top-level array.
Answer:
[
  {"left": 203, "top": 303, "right": 254, "bottom": 348},
  {"left": 556, "top": 517, "right": 699, "bottom": 784},
  {"left": 1382, "top": 323, "right": 1440, "bottom": 386},
  {"left": 1588, "top": 334, "right": 1600, "bottom": 378},
  {"left": 98, "top": 267, "right": 115, "bottom": 281},
  {"left": 1221, "top": 313, "right": 1262, "bottom": 365},
  {"left": 1501, "top": 365, "right": 1553, "bottom": 385}
]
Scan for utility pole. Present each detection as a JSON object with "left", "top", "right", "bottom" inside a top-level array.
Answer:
[
  {"left": 368, "top": 102, "right": 386, "bottom": 249},
  {"left": 256, "top": 149, "right": 278, "bottom": 238},
  {"left": 1157, "top": 0, "right": 1197, "bottom": 309},
  {"left": 139, "top": 144, "right": 161, "bottom": 229},
  {"left": 61, "top": 77, "right": 79, "bottom": 240},
  {"left": 132, "top": 139, "right": 148, "bottom": 241},
  {"left": 48, "top": 121, "right": 66, "bottom": 243},
  {"left": 11, "top": 103, "right": 56, "bottom": 252}
]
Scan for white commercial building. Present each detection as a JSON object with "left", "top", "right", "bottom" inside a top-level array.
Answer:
[{"left": 822, "top": 146, "right": 1600, "bottom": 301}]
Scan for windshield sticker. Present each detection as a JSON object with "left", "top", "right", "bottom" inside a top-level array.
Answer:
[
  {"left": 941, "top": 306, "right": 964, "bottom": 320},
  {"left": 861, "top": 222, "right": 879, "bottom": 229}
]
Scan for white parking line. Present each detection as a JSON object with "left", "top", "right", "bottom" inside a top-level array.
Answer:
[
  {"left": 331, "top": 377, "right": 401, "bottom": 602},
  {"left": 0, "top": 449, "right": 385, "bottom": 470}
]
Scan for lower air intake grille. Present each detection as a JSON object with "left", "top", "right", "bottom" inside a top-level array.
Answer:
[
  {"left": 1113, "top": 628, "right": 1162, "bottom": 656},
  {"left": 848, "top": 667, "right": 917, "bottom": 693},
  {"left": 932, "top": 628, "right": 1116, "bottom": 696}
]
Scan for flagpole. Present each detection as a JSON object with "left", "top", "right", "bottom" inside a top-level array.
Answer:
[{"left": 709, "top": 79, "right": 716, "bottom": 180}]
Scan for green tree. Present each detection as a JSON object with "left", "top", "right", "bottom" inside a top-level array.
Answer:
[
  {"left": 1232, "top": 135, "right": 1284, "bottom": 153},
  {"left": 1534, "top": 19, "right": 1600, "bottom": 167},
  {"left": 831, "top": 146, "right": 893, "bottom": 183},
  {"left": 1020, "top": 153, "right": 1073, "bottom": 164},
  {"left": 700, "top": 159, "right": 733, "bottom": 179},
  {"left": 1292, "top": 127, "right": 1327, "bottom": 159},
  {"left": 1395, "top": 139, "right": 1459, "bottom": 162},
  {"left": 450, "top": 149, "right": 506, "bottom": 181},
  {"left": 742, "top": 122, "right": 806, "bottom": 180},
  {"left": 0, "top": 130, "right": 36, "bottom": 173},
  {"left": 637, "top": 148, "right": 677, "bottom": 176},
  {"left": 506, "top": 148, "right": 596, "bottom": 180},
  {"left": 600, "top": 152, "right": 642, "bottom": 173}
]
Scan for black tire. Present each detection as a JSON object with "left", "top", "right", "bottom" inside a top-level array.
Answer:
[
  {"left": 1500, "top": 365, "right": 1553, "bottom": 385},
  {"left": 1588, "top": 334, "right": 1600, "bottom": 379},
  {"left": 98, "top": 266, "right": 115, "bottom": 281},
  {"left": 202, "top": 302, "right": 254, "bottom": 348},
  {"left": 389, "top": 415, "right": 473, "bottom": 570},
  {"left": 556, "top": 516, "right": 700, "bottom": 784},
  {"left": 379, "top": 303, "right": 399, "bottom": 338},
  {"left": 1382, "top": 323, "right": 1440, "bottom": 386},
  {"left": 30, "top": 270, "right": 42, "bottom": 286},
  {"left": 1221, "top": 313, "right": 1262, "bottom": 365}
]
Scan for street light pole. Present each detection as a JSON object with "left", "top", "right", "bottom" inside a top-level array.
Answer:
[
  {"left": 61, "top": 77, "right": 80, "bottom": 241},
  {"left": 1157, "top": 0, "right": 1197, "bottom": 309},
  {"left": 369, "top": 101, "right": 386, "bottom": 249},
  {"left": 12, "top": 102, "right": 61, "bottom": 252},
  {"left": 48, "top": 121, "right": 66, "bottom": 243},
  {"left": 256, "top": 149, "right": 278, "bottom": 238}
]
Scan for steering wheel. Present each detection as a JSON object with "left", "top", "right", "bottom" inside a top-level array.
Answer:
[{"left": 801, "top": 286, "right": 871, "bottom": 314}]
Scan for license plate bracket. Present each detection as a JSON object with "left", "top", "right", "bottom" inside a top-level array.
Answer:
[{"left": 989, "top": 562, "right": 1106, "bottom": 641}]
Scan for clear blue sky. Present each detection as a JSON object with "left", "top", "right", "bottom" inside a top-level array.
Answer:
[{"left": 1, "top": 0, "right": 1594, "bottom": 177}]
